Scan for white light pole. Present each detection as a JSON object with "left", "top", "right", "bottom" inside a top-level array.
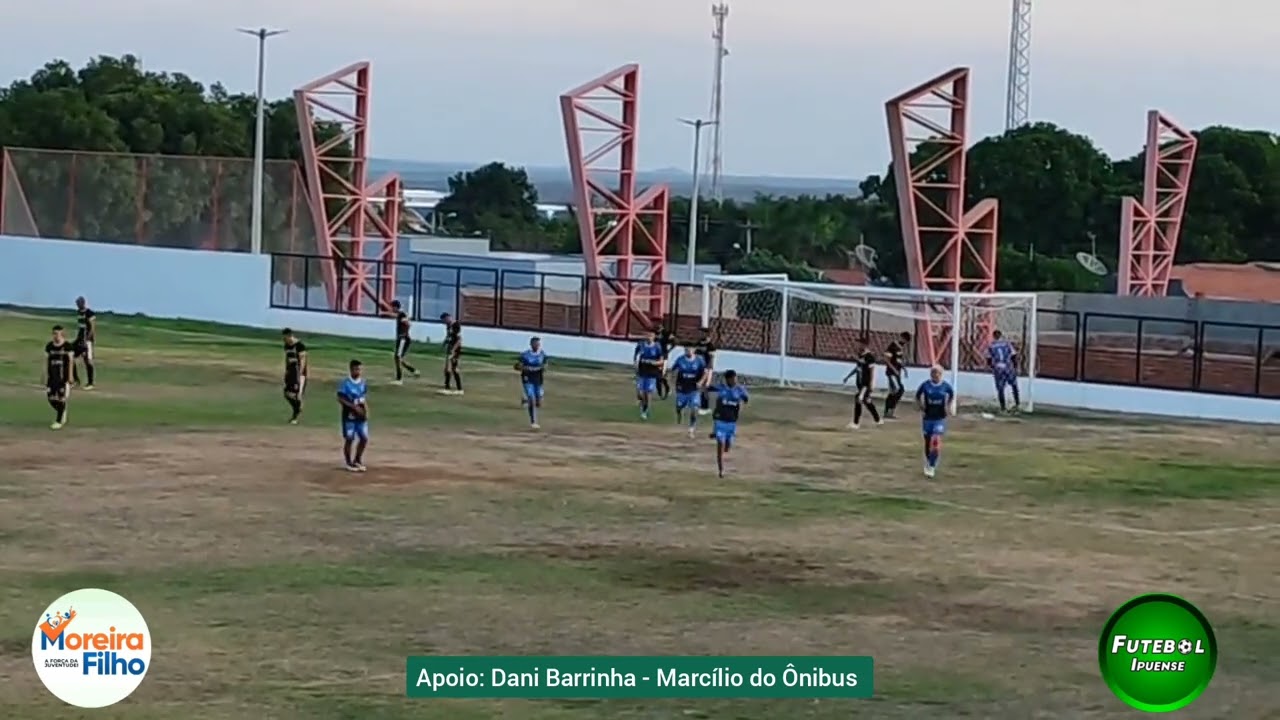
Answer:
[
  {"left": 237, "top": 27, "right": 287, "bottom": 255},
  {"left": 679, "top": 117, "right": 716, "bottom": 282}
]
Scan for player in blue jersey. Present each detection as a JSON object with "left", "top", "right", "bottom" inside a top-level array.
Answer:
[
  {"left": 633, "top": 330, "right": 665, "bottom": 420},
  {"left": 706, "top": 370, "right": 749, "bottom": 478},
  {"left": 987, "top": 330, "right": 1020, "bottom": 413},
  {"left": 336, "top": 360, "right": 370, "bottom": 472},
  {"left": 915, "top": 365, "right": 955, "bottom": 479},
  {"left": 515, "top": 337, "right": 547, "bottom": 429},
  {"left": 669, "top": 345, "right": 709, "bottom": 437}
]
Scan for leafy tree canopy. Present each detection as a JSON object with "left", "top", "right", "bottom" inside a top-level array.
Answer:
[{"left": 0, "top": 55, "right": 338, "bottom": 250}]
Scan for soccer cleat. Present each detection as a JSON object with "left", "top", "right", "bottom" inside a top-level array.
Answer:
[
  {"left": 847, "top": 422, "right": 859, "bottom": 430},
  {"left": 924, "top": 465, "right": 936, "bottom": 478},
  {"left": 687, "top": 427, "right": 695, "bottom": 438},
  {"left": 50, "top": 422, "right": 63, "bottom": 430},
  {"left": 530, "top": 422, "right": 540, "bottom": 430},
  {"left": 345, "top": 463, "right": 360, "bottom": 472},
  {"left": 289, "top": 418, "right": 298, "bottom": 425},
  {"left": 640, "top": 412, "right": 649, "bottom": 421},
  {"left": 698, "top": 408, "right": 710, "bottom": 416},
  {"left": 354, "top": 463, "right": 367, "bottom": 472},
  {"left": 453, "top": 390, "right": 464, "bottom": 396},
  {"left": 875, "top": 419, "right": 884, "bottom": 426},
  {"left": 390, "top": 380, "right": 404, "bottom": 386},
  {"left": 82, "top": 385, "right": 95, "bottom": 391}
]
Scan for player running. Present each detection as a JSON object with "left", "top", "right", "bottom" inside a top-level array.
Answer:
[
  {"left": 282, "top": 328, "right": 308, "bottom": 424},
  {"left": 389, "top": 300, "right": 419, "bottom": 385},
  {"left": 72, "top": 296, "right": 96, "bottom": 389},
  {"left": 693, "top": 327, "right": 717, "bottom": 416},
  {"left": 842, "top": 338, "right": 883, "bottom": 429},
  {"left": 915, "top": 365, "right": 955, "bottom": 479},
  {"left": 44, "top": 325, "right": 74, "bottom": 430},
  {"left": 337, "top": 359, "right": 370, "bottom": 472},
  {"left": 669, "top": 345, "right": 708, "bottom": 437},
  {"left": 516, "top": 337, "right": 547, "bottom": 429},
  {"left": 634, "top": 331, "right": 665, "bottom": 420},
  {"left": 883, "top": 331, "right": 910, "bottom": 418},
  {"left": 440, "top": 312, "right": 463, "bottom": 395},
  {"left": 706, "top": 370, "right": 749, "bottom": 478},
  {"left": 988, "top": 330, "right": 1020, "bottom": 413},
  {"left": 655, "top": 324, "right": 677, "bottom": 399}
]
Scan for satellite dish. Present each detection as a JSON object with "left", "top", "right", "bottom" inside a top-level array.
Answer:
[
  {"left": 851, "top": 242, "right": 879, "bottom": 272},
  {"left": 1076, "top": 251, "right": 1108, "bottom": 276},
  {"left": 1075, "top": 232, "right": 1108, "bottom": 276}
]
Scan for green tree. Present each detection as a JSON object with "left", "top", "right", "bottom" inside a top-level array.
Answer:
[{"left": 0, "top": 54, "right": 346, "bottom": 252}]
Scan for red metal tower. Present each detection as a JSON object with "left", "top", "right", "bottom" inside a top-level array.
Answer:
[
  {"left": 885, "top": 67, "right": 999, "bottom": 367},
  {"left": 1117, "top": 111, "right": 1196, "bottom": 297},
  {"left": 294, "top": 62, "right": 402, "bottom": 314},
  {"left": 560, "top": 64, "right": 670, "bottom": 337}
]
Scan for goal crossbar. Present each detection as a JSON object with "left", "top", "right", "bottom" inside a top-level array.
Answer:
[{"left": 699, "top": 274, "right": 1039, "bottom": 411}]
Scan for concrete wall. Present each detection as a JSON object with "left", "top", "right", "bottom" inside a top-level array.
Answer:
[
  {"left": 1, "top": 235, "right": 1277, "bottom": 424},
  {"left": 1039, "top": 292, "right": 1280, "bottom": 340}
]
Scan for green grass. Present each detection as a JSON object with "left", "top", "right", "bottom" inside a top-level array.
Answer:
[{"left": 0, "top": 308, "right": 1277, "bottom": 719}]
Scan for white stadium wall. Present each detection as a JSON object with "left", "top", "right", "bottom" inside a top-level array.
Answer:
[{"left": 2, "top": 236, "right": 1277, "bottom": 425}]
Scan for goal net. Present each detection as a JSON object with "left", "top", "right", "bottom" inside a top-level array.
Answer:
[{"left": 700, "top": 274, "right": 1038, "bottom": 411}]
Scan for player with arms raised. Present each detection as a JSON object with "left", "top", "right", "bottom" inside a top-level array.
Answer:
[
  {"left": 915, "top": 365, "right": 955, "bottom": 478},
  {"left": 440, "top": 312, "right": 463, "bottom": 395},
  {"left": 669, "top": 345, "right": 708, "bottom": 437},
  {"left": 842, "top": 338, "right": 882, "bottom": 429},
  {"left": 883, "top": 331, "right": 910, "bottom": 418},
  {"left": 706, "top": 369, "right": 749, "bottom": 478},
  {"left": 516, "top": 337, "right": 547, "bottom": 429},
  {"left": 389, "top": 301, "right": 419, "bottom": 385},
  {"left": 282, "top": 328, "right": 308, "bottom": 424},
  {"left": 987, "top": 329, "right": 1020, "bottom": 413},
  {"left": 633, "top": 330, "right": 665, "bottom": 420},
  {"left": 337, "top": 359, "right": 370, "bottom": 472}
]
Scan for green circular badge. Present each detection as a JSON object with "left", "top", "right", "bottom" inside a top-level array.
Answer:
[{"left": 1098, "top": 593, "right": 1217, "bottom": 712}]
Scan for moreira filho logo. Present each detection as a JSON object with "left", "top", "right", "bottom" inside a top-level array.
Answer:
[
  {"left": 31, "top": 588, "right": 151, "bottom": 708},
  {"left": 1098, "top": 593, "right": 1217, "bottom": 713}
]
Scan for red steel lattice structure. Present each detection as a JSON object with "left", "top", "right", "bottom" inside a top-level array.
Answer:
[
  {"left": 1117, "top": 111, "right": 1197, "bottom": 297},
  {"left": 294, "top": 62, "right": 402, "bottom": 313},
  {"left": 885, "top": 67, "right": 1000, "bottom": 367},
  {"left": 560, "top": 64, "right": 670, "bottom": 337}
]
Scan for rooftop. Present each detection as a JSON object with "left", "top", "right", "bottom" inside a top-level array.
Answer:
[{"left": 1170, "top": 262, "right": 1280, "bottom": 303}]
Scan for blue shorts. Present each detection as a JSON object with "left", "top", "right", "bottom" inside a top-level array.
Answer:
[
  {"left": 994, "top": 369, "right": 1017, "bottom": 389},
  {"left": 676, "top": 391, "right": 701, "bottom": 409},
  {"left": 342, "top": 419, "right": 370, "bottom": 440},
  {"left": 523, "top": 382, "right": 544, "bottom": 400},
  {"left": 636, "top": 377, "right": 658, "bottom": 394},
  {"left": 922, "top": 419, "right": 946, "bottom": 438},
  {"left": 713, "top": 420, "right": 737, "bottom": 443}
]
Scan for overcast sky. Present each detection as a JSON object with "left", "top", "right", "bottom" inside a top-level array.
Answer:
[{"left": 5, "top": 0, "right": 1275, "bottom": 178}]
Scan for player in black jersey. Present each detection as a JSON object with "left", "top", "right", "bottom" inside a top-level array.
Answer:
[
  {"left": 72, "top": 296, "right": 97, "bottom": 389},
  {"left": 655, "top": 324, "right": 677, "bottom": 399},
  {"left": 389, "top": 300, "right": 419, "bottom": 384},
  {"left": 44, "top": 325, "right": 74, "bottom": 430},
  {"left": 282, "top": 328, "right": 309, "bottom": 424},
  {"left": 439, "top": 312, "right": 464, "bottom": 395},
  {"left": 883, "top": 331, "right": 911, "bottom": 418},
  {"left": 842, "top": 338, "right": 882, "bottom": 429},
  {"left": 693, "top": 327, "right": 717, "bottom": 416}
]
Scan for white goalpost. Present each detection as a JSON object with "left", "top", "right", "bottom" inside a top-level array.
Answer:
[{"left": 699, "top": 274, "right": 1039, "bottom": 412}]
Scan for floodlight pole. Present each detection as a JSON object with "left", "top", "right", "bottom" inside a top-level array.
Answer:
[
  {"left": 238, "top": 27, "right": 287, "bottom": 255},
  {"left": 680, "top": 117, "right": 716, "bottom": 282}
]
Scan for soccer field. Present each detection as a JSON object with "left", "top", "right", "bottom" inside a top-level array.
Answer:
[{"left": 0, "top": 309, "right": 1277, "bottom": 719}]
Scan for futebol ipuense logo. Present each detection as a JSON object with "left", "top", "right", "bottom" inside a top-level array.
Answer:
[
  {"left": 1098, "top": 593, "right": 1217, "bottom": 713},
  {"left": 32, "top": 588, "right": 151, "bottom": 708}
]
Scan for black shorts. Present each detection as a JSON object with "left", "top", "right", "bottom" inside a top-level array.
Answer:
[
  {"left": 47, "top": 383, "right": 69, "bottom": 400},
  {"left": 394, "top": 337, "right": 411, "bottom": 358},
  {"left": 284, "top": 376, "right": 306, "bottom": 395},
  {"left": 74, "top": 339, "right": 93, "bottom": 360}
]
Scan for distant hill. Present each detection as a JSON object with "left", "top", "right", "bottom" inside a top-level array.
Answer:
[{"left": 369, "top": 158, "right": 858, "bottom": 203}]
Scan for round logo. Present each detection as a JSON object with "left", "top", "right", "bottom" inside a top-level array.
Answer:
[
  {"left": 1098, "top": 593, "right": 1217, "bottom": 712},
  {"left": 31, "top": 588, "right": 151, "bottom": 708}
]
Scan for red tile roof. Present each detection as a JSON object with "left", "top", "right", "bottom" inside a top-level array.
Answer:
[
  {"left": 818, "top": 268, "right": 869, "bottom": 285},
  {"left": 1169, "top": 262, "right": 1280, "bottom": 303}
]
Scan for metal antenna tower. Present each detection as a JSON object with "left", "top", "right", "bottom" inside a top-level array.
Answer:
[
  {"left": 1004, "top": 0, "right": 1033, "bottom": 130},
  {"left": 706, "top": 2, "right": 729, "bottom": 201}
]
